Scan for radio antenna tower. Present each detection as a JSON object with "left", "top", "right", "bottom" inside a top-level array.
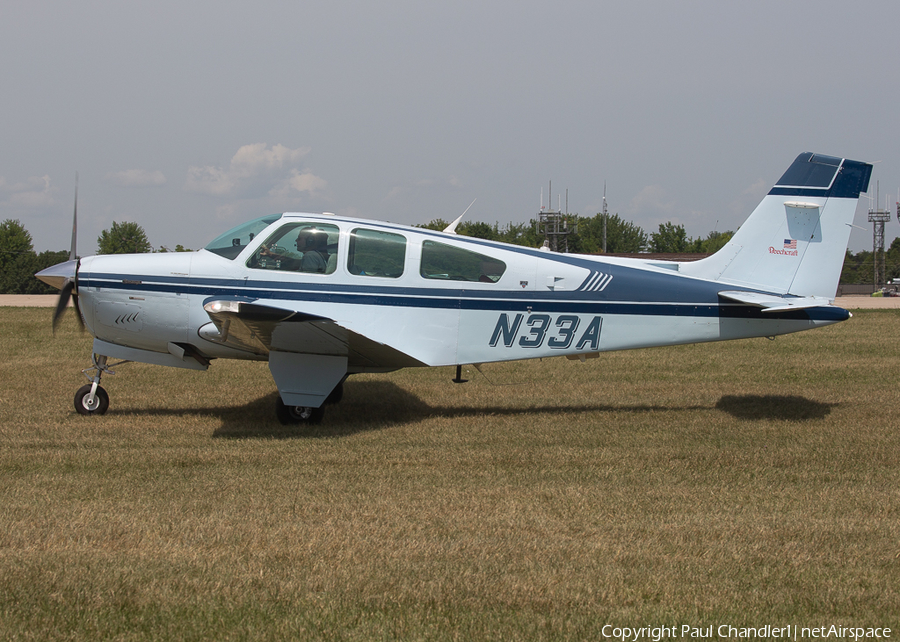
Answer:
[
  {"left": 602, "top": 182, "right": 608, "bottom": 253},
  {"left": 868, "top": 181, "right": 892, "bottom": 288},
  {"left": 538, "top": 181, "right": 575, "bottom": 252}
]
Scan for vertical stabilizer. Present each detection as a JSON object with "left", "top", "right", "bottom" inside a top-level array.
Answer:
[{"left": 680, "top": 153, "right": 872, "bottom": 298}]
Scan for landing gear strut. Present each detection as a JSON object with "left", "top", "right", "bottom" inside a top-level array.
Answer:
[{"left": 74, "top": 354, "right": 128, "bottom": 416}]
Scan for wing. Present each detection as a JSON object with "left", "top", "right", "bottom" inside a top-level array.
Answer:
[
  {"left": 718, "top": 290, "right": 837, "bottom": 313},
  {"left": 202, "top": 298, "right": 425, "bottom": 370}
]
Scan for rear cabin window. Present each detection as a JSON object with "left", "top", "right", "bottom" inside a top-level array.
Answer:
[
  {"left": 246, "top": 222, "right": 339, "bottom": 274},
  {"left": 347, "top": 228, "right": 406, "bottom": 278},
  {"left": 420, "top": 240, "right": 506, "bottom": 283}
]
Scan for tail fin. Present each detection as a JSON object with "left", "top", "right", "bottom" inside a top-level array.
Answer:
[{"left": 680, "top": 153, "right": 872, "bottom": 298}]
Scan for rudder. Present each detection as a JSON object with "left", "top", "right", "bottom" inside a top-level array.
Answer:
[{"left": 680, "top": 153, "right": 872, "bottom": 298}]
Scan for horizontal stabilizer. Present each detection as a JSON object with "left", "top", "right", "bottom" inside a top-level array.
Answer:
[{"left": 718, "top": 290, "right": 835, "bottom": 313}]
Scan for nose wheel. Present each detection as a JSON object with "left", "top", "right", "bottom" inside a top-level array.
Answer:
[
  {"left": 74, "top": 383, "right": 109, "bottom": 415},
  {"left": 74, "top": 354, "right": 128, "bottom": 416}
]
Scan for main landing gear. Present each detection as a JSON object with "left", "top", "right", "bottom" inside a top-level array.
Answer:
[
  {"left": 71, "top": 354, "right": 345, "bottom": 425},
  {"left": 274, "top": 379, "right": 344, "bottom": 426},
  {"left": 275, "top": 399, "right": 325, "bottom": 425},
  {"left": 73, "top": 354, "right": 127, "bottom": 416}
]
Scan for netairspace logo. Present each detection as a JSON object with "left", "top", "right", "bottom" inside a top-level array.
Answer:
[{"left": 600, "top": 624, "right": 892, "bottom": 641}]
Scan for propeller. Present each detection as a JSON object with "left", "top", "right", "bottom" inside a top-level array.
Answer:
[
  {"left": 51, "top": 175, "right": 84, "bottom": 333},
  {"left": 69, "top": 172, "right": 77, "bottom": 262},
  {"left": 52, "top": 277, "right": 81, "bottom": 332}
]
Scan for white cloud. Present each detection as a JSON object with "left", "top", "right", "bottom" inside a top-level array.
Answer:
[
  {"left": 281, "top": 169, "right": 327, "bottom": 196},
  {"left": 1, "top": 175, "right": 56, "bottom": 208},
  {"left": 742, "top": 178, "right": 768, "bottom": 198},
  {"left": 722, "top": 177, "right": 770, "bottom": 223},
  {"left": 627, "top": 184, "right": 676, "bottom": 219},
  {"left": 185, "top": 164, "right": 234, "bottom": 196},
  {"left": 231, "top": 143, "right": 310, "bottom": 177},
  {"left": 184, "top": 143, "right": 323, "bottom": 199},
  {"left": 214, "top": 203, "right": 241, "bottom": 222},
  {"left": 105, "top": 169, "right": 166, "bottom": 187}
]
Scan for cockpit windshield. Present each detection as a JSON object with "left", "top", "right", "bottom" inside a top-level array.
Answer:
[{"left": 204, "top": 214, "right": 283, "bottom": 260}]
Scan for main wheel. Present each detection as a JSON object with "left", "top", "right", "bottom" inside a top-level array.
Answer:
[
  {"left": 275, "top": 398, "right": 325, "bottom": 425},
  {"left": 325, "top": 380, "right": 344, "bottom": 405},
  {"left": 74, "top": 384, "right": 110, "bottom": 415}
]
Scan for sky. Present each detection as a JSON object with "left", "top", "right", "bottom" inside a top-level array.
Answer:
[{"left": 2, "top": 0, "right": 899, "bottom": 255}]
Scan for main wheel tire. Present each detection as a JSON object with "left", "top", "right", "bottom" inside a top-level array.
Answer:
[
  {"left": 74, "top": 384, "right": 110, "bottom": 416},
  {"left": 325, "top": 380, "right": 344, "bottom": 405},
  {"left": 275, "top": 398, "right": 325, "bottom": 425}
]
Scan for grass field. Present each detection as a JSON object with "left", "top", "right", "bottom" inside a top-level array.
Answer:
[{"left": 1, "top": 306, "right": 898, "bottom": 640}]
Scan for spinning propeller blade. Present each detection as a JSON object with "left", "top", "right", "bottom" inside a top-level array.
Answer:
[
  {"left": 50, "top": 175, "right": 84, "bottom": 333},
  {"left": 69, "top": 173, "right": 78, "bottom": 261},
  {"left": 52, "top": 279, "right": 75, "bottom": 332}
]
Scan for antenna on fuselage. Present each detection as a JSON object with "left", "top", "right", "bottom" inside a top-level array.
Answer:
[
  {"left": 452, "top": 364, "right": 469, "bottom": 383},
  {"left": 443, "top": 198, "right": 477, "bottom": 234}
]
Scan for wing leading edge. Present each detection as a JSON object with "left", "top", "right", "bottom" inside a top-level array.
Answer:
[{"left": 201, "top": 298, "right": 425, "bottom": 370}]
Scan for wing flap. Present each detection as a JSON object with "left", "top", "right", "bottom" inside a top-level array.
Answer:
[{"left": 202, "top": 298, "right": 424, "bottom": 369}]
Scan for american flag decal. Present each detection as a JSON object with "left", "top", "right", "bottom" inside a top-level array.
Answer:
[{"left": 784, "top": 239, "right": 798, "bottom": 250}]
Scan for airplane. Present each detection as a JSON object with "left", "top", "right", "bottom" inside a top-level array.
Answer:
[{"left": 36, "top": 152, "right": 872, "bottom": 425}]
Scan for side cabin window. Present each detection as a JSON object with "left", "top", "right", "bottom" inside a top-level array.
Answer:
[
  {"left": 246, "top": 222, "right": 339, "bottom": 274},
  {"left": 420, "top": 240, "right": 506, "bottom": 283},
  {"left": 347, "top": 228, "right": 406, "bottom": 278}
]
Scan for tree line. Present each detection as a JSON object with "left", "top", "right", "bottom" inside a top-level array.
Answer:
[
  {"left": 416, "top": 212, "right": 734, "bottom": 255},
  {"left": 839, "top": 238, "right": 900, "bottom": 285},
  {"left": 1, "top": 213, "right": 890, "bottom": 293},
  {"left": 0, "top": 219, "right": 191, "bottom": 294}
]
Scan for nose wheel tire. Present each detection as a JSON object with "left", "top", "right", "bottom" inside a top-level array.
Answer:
[
  {"left": 275, "top": 398, "right": 324, "bottom": 425},
  {"left": 74, "top": 384, "right": 110, "bottom": 415}
]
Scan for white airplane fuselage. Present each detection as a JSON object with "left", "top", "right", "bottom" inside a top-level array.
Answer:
[
  {"left": 37, "top": 152, "right": 873, "bottom": 422},
  {"left": 75, "top": 215, "right": 844, "bottom": 369}
]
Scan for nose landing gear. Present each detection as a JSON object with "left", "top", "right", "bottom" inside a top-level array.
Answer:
[{"left": 74, "top": 354, "right": 128, "bottom": 416}]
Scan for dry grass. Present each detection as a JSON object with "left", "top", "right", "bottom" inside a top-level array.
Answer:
[{"left": 1, "top": 307, "right": 899, "bottom": 640}]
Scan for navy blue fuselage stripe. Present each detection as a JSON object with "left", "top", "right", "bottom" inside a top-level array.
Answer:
[
  {"left": 81, "top": 275, "right": 849, "bottom": 322},
  {"left": 83, "top": 271, "right": 728, "bottom": 305},
  {"left": 87, "top": 270, "right": 717, "bottom": 303},
  {"left": 83, "top": 264, "right": 812, "bottom": 306}
]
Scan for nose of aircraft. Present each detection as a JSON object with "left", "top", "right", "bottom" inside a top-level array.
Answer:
[
  {"left": 35, "top": 259, "right": 78, "bottom": 290},
  {"left": 35, "top": 258, "right": 84, "bottom": 332}
]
